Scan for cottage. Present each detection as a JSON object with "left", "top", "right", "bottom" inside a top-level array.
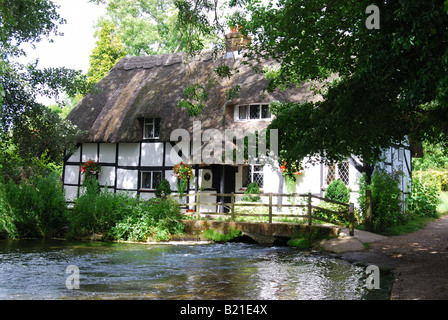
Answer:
[{"left": 63, "top": 31, "right": 412, "bottom": 212}]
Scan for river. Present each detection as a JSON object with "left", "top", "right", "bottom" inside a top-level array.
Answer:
[{"left": 0, "top": 239, "right": 392, "bottom": 300}]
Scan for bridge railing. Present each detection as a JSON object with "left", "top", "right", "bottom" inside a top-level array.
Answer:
[{"left": 168, "top": 192, "right": 355, "bottom": 236}]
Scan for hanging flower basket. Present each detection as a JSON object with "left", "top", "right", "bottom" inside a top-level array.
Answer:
[
  {"left": 280, "top": 160, "right": 302, "bottom": 181},
  {"left": 173, "top": 162, "right": 194, "bottom": 197},
  {"left": 80, "top": 159, "right": 101, "bottom": 180}
]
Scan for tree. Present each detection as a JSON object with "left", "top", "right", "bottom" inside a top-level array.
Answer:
[
  {"left": 87, "top": 20, "right": 127, "bottom": 85},
  {"left": 227, "top": 0, "right": 448, "bottom": 172},
  {"left": 172, "top": 0, "right": 448, "bottom": 181},
  {"left": 0, "top": 0, "right": 91, "bottom": 181},
  {"left": 90, "top": 0, "right": 219, "bottom": 56}
]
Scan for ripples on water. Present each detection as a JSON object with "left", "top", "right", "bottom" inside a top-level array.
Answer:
[{"left": 0, "top": 240, "right": 390, "bottom": 300}]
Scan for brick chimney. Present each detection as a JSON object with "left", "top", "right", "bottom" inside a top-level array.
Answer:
[{"left": 225, "top": 26, "right": 250, "bottom": 53}]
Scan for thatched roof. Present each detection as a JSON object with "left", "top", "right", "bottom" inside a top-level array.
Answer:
[{"left": 67, "top": 52, "right": 317, "bottom": 143}]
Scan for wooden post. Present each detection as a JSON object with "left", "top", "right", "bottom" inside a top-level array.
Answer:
[
  {"left": 196, "top": 191, "right": 201, "bottom": 220},
  {"left": 349, "top": 203, "right": 355, "bottom": 236},
  {"left": 269, "top": 192, "right": 273, "bottom": 223},
  {"left": 307, "top": 192, "right": 312, "bottom": 226},
  {"left": 365, "top": 189, "right": 373, "bottom": 232},
  {"left": 230, "top": 192, "right": 235, "bottom": 222}
]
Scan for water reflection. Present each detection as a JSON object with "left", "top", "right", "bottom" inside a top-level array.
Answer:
[{"left": 0, "top": 240, "right": 390, "bottom": 300}]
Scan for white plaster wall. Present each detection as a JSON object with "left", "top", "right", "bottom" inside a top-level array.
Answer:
[
  {"left": 118, "top": 143, "right": 140, "bottom": 167},
  {"left": 64, "top": 186, "right": 78, "bottom": 201},
  {"left": 197, "top": 195, "right": 216, "bottom": 212},
  {"left": 116, "top": 190, "right": 138, "bottom": 198},
  {"left": 165, "top": 170, "right": 178, "bottom": 191},
  {"left": 139, "top": 192, "right": 156, "bottom": 201},
  {"left": 82, "top": 143, "right": 98, "bottom": 162},
  {"left": 64, "top": 165, "right": 80, "bottom": 185},
  {"left": 296, "top": 163, "right": 321, "bottom": 194},
  {"left": 116, "top": 169, "right": 138, "bottom": 190},
  {"left": 67, "top": 147, "right": 80, "bottom": 162},
  {"left": 98, "top": 166, "right": 115, "bottom": 187},
  {"left": 141, "top": 142, "right": 164, "bottom": 166},
  {"left": 165, "top": 141, "right": 190, "bottom": 167},
  {"left": 99, "top": 143, "right": 116, "bottom": 163}
]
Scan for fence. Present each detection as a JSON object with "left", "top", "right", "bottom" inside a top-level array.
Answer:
[{"left": 169, "top": 192, "right": 355, "bottom": 236}]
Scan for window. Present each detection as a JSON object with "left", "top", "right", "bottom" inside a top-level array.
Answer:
[
  {"left": 242, "top": 164, "right": 264, "bottom": 188},
  {"left": 143, "top": 118, "right": 160, "bottom": 139},
  {"left": 141, "top": 171, "right": 162, "bottom": 190},
  {"left": 236, "top": 104, "right": 271, "bottom": 121},
  {"left": 325, "top": 162, "right": 349, "bottom": 186}
]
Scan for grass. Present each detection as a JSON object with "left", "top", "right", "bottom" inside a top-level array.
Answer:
[
  {"left": 380, "top": 192, "right": 448, "bottom": 236},
  {"left": 381, "top": 215, "right": 440, "bottom": 236},
  {"left": 437, "top": 191, "right": 448, "bottom": 214}
]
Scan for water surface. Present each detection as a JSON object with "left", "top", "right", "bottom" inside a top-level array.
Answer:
[{"left": 0, "top": 240, "right": 391, "bottom": 299}]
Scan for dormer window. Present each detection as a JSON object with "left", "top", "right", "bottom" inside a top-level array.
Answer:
[
  {"left": 235, "top": 104, "right": 271, "bottom": 121},
  {"left": 143, "top": 118, "right": 160, "bottom": 139}
]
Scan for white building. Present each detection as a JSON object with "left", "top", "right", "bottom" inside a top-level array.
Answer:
[{"left": 63, "top": 31, "right": 413, "bottom": 212}]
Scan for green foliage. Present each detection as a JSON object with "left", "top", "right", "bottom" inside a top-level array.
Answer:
[
  {"left": 203, "top": 226, "right": 241, "bottom": 243},
  {"left": 407, "top": 179, "right": 440, "bottom": 218},
  {"left": 111, "top": 197, "right": 184, "bottom": 242},
  {"left": 0, "top": 173, "right": 68, "bottom": 239},
  {"left": 358, "top": 170, "right": 404, "bottom": 233},
  {"left": 287, "top": 237, "right": 310, "bottom": 249},
  {"left": 1, "top": 0, "right": 91, "bottom": 186},
  {"left": 87, "top": 20, "right": 127, "bottom": 85},
  {"left": 413, "top": 169, "right": 448, "bottom": 192},
  {"left": 314, "top": 180, "right": 353, "bottom": 226},
  {"left": 67, "top": 180, "right": 183, "bottom": 241},
  {"left": 242, "top": 181, "right": 260, "bottom": 202},
  {"left": 155, "top": 178, "right": 172, "bottom": 198},
  {"left": 177, "top": 83, "right": 209, "bottom": 117},
  {"left": 412, "top": 141, "right": 448, "bottom": 171},
  {"left": 325, "top": 179, "right": 350, "bottom": 203},
  {"left": 229, "top": 0, "right": 448, "bottom": 165},
  {"left": 91, "top": 0, "right": 217, "bottom": 56}
]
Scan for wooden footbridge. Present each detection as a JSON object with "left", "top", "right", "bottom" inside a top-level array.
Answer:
[{"left": 169, "top": 192, "right": 356, "bottom": 245}]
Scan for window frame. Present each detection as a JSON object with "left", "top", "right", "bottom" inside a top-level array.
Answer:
[
  {"left": 241, "top": 163, "right": 264, "bottom": 188},
  {"left": 140, "top": 170, "right": 163, "bottom": 190},
  {"left": 325, "top": 161, "right": 350, "bottom": 187},
  {"left": 235, "top": 103, "right": 272, "bottom": 121},
  {"left": 143, "top": 117, "right": 160, "bottom": 140}
]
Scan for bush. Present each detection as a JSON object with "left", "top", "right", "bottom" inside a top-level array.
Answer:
[
  {"left": 1, "top": 173, "right": 68, "bottom": 239},
  {"left": 358, "top": 170, "right": 404, "bottom": 232},
  {"left": 112, "top": 197, "right": 183, "bottom": 242},
  {"left": 203, "top": 226, "right": 241, "bottom": 242},
  {"left": 325, "top": 179, "right": 350, "bottom": 203},
  {"left": 67, "top": 179, "right": 140, "bottom": 239},
  {"left": 155, "top": 179, "right": 172, "bottom": 198},
  {"left": 407, "top": 179, "right": 440, "bottom": 218},
  {"left": 242, "top": 181, "right": 261, "bottom": 202},
  {"left": 67, "top": 182, "right": 184, "bottom": 242},
  {"left": 312, "top": 179, "right": 351, "bottom": 226}
]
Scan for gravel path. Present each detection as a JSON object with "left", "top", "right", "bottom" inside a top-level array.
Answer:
[{"left": 345, "top": 215, "right": 448, "bottom": 299}]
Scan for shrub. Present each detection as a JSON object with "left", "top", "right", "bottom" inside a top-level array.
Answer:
[
  {"left": 203, "top": 226, "right": 241, "bottom": 242},
  {"left": 155, "top": 178, "right": 172, "bottom": 198},
  {"left": 325, "top": 179, "right": 350, "bottom": 203},
  {"left": 358, "top": 170, "right": 404, "bottom": 232},
  {"left": 68, "top": 185, "right": 184, "bottom": 242},
  {"left": 67, "top": 180, "right": 139, "bottom": 239},
  {"left": 112, "top": 197, "right": 183, "bottom": 242},
  {"left": 242, "top": 181, "right": 261, "bottom": 202},
  {"left": 1, "top": 173, "right": 67, "bottom": 239},
  {"left": 407, "top": 179, "right": 440, "bottom": 218}
]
